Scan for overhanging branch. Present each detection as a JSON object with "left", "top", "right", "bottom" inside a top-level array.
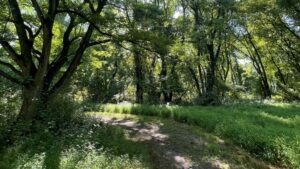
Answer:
[
  {"left": 0, "top": 40, "right": 24, "bottom": 68},
  {"left": 0, "top": 60, "right": 22, "bottom": 76},
  {"left": 87, "top": 39, "right": 111, "bottom": 47},
  {"left": 0, "top": 69, "right": 23, "bottom": 85}
]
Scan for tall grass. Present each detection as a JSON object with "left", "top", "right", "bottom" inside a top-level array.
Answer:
[
  {"left": 87, "top": 103, "right": 300, "bottom": 168},
  {"left": 0, "top": 119, "right": 151, "bottom": 169},
  {"left": 0, "top": 93, "right": 152, "bottom": 169}
]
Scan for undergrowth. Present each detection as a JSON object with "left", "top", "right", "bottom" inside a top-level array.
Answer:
[
  {"left": 0, "top": 94, "right": 152, "bottom": 169},
  {"left": 85, "top": 103, "right": 300, "bottom": 168}
]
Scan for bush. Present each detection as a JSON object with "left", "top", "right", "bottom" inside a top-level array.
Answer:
[
  {"left": 0, "top": 79, "right": 21, "bottom": 146},
  {"left": 0, "top": 117, "right": 151, "bottom": 169},
  {"left": 35, "top": 89, "right": 83, "bottom": 132}
]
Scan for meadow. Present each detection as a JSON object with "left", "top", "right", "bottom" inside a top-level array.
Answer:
[
  {"left": 85, "top": 102, "right": 300, "bottom": 168},
  {"left": 1, "top": 101, "right": 299, "bottom": 168}
]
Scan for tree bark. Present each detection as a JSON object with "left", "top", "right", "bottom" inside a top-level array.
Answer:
[
  {"left": 0, "top": 0, "right": 108, "bottom": 130},
  {"left": 160, "top": 54, "right": 172, "bottom": 103},
  {"left": 133, "top": 48, "right": 144, "bottom": 104},
  {"left": 246, "top": 32, "right": 272, "bottom": 99},
  {"left": 202, "top": 42, "right": 221, "bottom": 105},
  {"left": 19, "top": 86, "right": 39, "bottom": 123}
]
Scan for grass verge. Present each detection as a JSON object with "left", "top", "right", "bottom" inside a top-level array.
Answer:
[
  {"left": 85, "top": 102, "right": 300, "bottom": 168},
  {"left": 0, "top": 117, "right": 152, "bottom": 169}
]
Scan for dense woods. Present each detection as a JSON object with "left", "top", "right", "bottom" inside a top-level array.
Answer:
[
  {"left": 0, "top": 0, "right": 299, "bottom": 119},
  {"left": 0, "top": 0, "right": 299, "bottom": 169}
]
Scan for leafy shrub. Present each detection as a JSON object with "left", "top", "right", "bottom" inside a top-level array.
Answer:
[
  {"left": 39, "top": 90, "right": 82, "bottom": 130},
  {"left": 0, "top": 79, "right": 21, "bottom": 146},
  {"left": 0, "top": 113, "right": 151, "bottom": 169}
]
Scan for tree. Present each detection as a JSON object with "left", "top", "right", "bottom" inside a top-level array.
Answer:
[
  {"left": 0, "top": 0, "right": 110, "bottom": 125},
  {"left": 187, "top": 0, "right": 236, "bottom": 104}
]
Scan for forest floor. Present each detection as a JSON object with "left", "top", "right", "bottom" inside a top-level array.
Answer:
[
  {"left": 92, "top": 112, "right": 277, "bottom": 169},
  {"left": 1, "top": 103, "right": 297, "bottom": 169}
]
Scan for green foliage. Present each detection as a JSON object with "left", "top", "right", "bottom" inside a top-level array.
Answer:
[
  {"left": 0, "top": 103, "right": 151, "bottom": 169},
  {"left": 87, "top": 103, "right": 173, "bottom": 118},
  {"left": 1, "top": 0, "right": 300, "bottom": 168},
  {"left": 0, "top": 78, "right": 21, "bottom": 145},
  {"left": 39, "top": 90, "right": 82, "bottom": 130},
  {"left": 90, "top": 103, "right": 300, "bottom": 168}
]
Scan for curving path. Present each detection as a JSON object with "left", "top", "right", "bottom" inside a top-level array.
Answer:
[{"left": 94, "top": 114, "right": 277, "bottom": 169}]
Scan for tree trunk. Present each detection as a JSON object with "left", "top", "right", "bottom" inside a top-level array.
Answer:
[
  {"left": 202, "top": 43, "right": 221, "bottom": 105},
  {"left": 134, "top": 48, "right": 144, "bottom": 104},
  {"left": 246, "top": 32, "right": 272, "bottom": 99},
  {"left": 19, "top": 87, "right": 38, "bottom": 122},
  {"left": 18, "top": 80, "right": 50, "bottom": 123},
  {"left": 198, "top": 64, "right": 206, "bottom": 94},
  {"left": 204, "top": 58, "right": 217, "bottom": 104},
  {"left": 189, "top": 66, "right": 201, "bottom": 97},
  {"left": 148, "top": 56, "right": 160, "bottom": 103},
  {"left": 7, "top": 83, "right": 45, "bottom": 140},
  {"left": 160, "top": 55, "right": 169, "bottom": 103}
]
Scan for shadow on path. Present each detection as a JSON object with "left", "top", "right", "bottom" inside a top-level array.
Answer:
[{"left": 97, "top": 116, "right": 252, "bottom": 169}]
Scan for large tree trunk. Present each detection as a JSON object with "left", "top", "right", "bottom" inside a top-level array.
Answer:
[
  {"left": 19, "top": 87, "right": 39, "bottom": 122},
  {"left": 7, "top": 83, "right": 46, "bottom": 141},
  {"left": 134, "top": 48, "right": 144, "bottom": 104},
  {"left": 204, "top": 58, "right": 217, "bottom": 104},
  {"left": 202, "top": 43, "right": 221, "bottom": 105},
  {"left": 160, "top": 55, "right": 170, "bottom": 103},
  {"left": 147, "top": 56, "right": 160, "bottom": 103},
  {"left": 17, "top": 81, "right": 48, "bottom": 125},
  {"left": 1, "top": 1, "right": 108, "bottom": 142}
]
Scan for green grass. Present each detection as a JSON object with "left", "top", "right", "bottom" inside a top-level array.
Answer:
[
  {"left": 85, "top": 102, "right": 300, "bottom": 168},
  {"left": 0, "top": 93, "right": 154, "bottom": 169},
  {"left": 90, "top": 112, "right": 274, "bottom": 169},
  {"left": 0, "top": 118, "right": 152, "bottom": 169}
]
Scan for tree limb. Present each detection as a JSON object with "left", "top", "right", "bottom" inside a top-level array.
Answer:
[
  {"left": 0, "top": 40, "right": 24, "bottom": 68},
  {"left": 87, "top": 39, "right": 111, "bottom": 47},
  {"left": 0, "top": 60, "right": 22, "bottom": 76},
  {"left": 31, "top": 0, "right": 45, "bottom": 22},
  {"left": 0, "top": 69, "right": 23, "bottom": 84}
]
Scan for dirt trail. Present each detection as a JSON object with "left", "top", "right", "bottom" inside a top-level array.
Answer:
[{"left": 96, "top": 115, "right": 276, "bottom": 169}]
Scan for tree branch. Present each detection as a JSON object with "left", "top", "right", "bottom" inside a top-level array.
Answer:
[
  {"left": 0, "top": 60, "right": 22, "bottom": 76},
  {"left": 279, "top": 17, "right": 300, "bottom": 40},
  {"left": 49, "top": 24, "right": 95, "bottom": 94},
  {"left": 33, "top": 25, "right": 43, "bottom": 38},
  {"left": 87, "top": 39, "right": 111, "bottom": 47},
  {"left": 8, "top": 0, "right": 30, "bottom": 48},
  {"left": 0, "top": 69, "right": 23, "bottom": 85},
  {"left": 31, "top": 0, "right": 45, "bottom": 22},
  {"left": 46, "top": 14, "right": 77, "bottom": 87},
  {"left": 55, "top": 9, "right": 113, "bottom": 38},
  {"left": 84, "top": 0, "right": 96, "bottom": 12},
  {"left": 0, "top": 40, "right": 24, "bottom": 68}
]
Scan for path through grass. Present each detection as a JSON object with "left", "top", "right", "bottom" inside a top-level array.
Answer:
[
  {"left": 85, "top": 103, "right": 300, "bottom": 168},
  {"left": 91, "top": 112, "right": 278, "bottom": 169}
]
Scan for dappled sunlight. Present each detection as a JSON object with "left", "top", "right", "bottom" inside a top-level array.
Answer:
[
  {"left": 0, "top": 118, "right": 151, "bottom": 169},
  {"left": 97, "top": 115, "right": 195, "bottom": 168},
  {"left": 258, "top": 112, "right": 295, "bottom": 125},
  {"left": 173, "top": 155, "right": 190, "bottom": 169},
  {"left": 211, "top": 160, "right": 230, "bottom": 169},
  {"left": 1, "top": 0, "right": 299, "bottom": 168},
  {"left": 86, "top": 103, "right": 300, "bottom": 168},
  {"left": 98, "top": 116, "right": 169, "bottom": 142},
  {"left": 250, "top": 104, "right": 300, "bottom": 119},
  {"left": 96, "top": 113, "right": 276, "bottom": 169}
]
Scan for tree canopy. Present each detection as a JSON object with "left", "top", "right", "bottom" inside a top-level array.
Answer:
[{"left": 0, "top": 0, "right": 299, "bottom": 123}]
